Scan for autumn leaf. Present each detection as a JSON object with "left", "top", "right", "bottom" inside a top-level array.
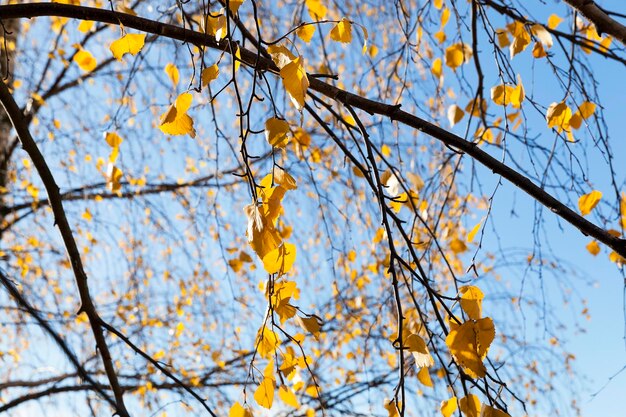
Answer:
[
  {"left": 447, "top": 104, "right": 465, "bottom": 127},
  {"left": 297, "top": 25, "right": 316, "bottom": 43},
  {"left": 296, "top": 314, "right": 323, "bottom": 338},
  {"left": 460, "top": 394, "right": 481, "bottom": 417},
  {"left": 445, "top": 317, "right": 495, "bottom": 378},
  {"left": 110, "top": 33, "right": 146, "bottom": 61},
  {"left": 280, "top": 57, "right": 309, "bottom": 110},
  {"left": 431, "top": 57, "right": 443, "bottom": 78},
  {"left": 586, "top": 240, "right": 600, "bottom": 256},
  {"left": 245, "top": 204, "right": 282, "bottom": 258},
  {"left": 229, "top": 402, "right": 253, "bottom": 417},
  {"left": 330, "top": 18, "right": 352, "bottom": 43},
  {"left": 578, "top": 190, "right": 602, "bottom": 216},
  {"left": 256, "top": 327, "right": 281, "bottom": 359},
  {"left": 106, "top": 163, "right": 123, "bottom": 193},
  {"left": 262, "top": 242, "right": 296, "bottom": 275},
  {"left": 459, "top": 285, "right": 484, "bottom": 320},
  {"left": 445, "top": 42, "right": 472, "bottom": 69},
  {"left": 481, "top": 405, "right": 511, "bottom": 417},
  {"left": 228, "top": 0, "right": 245, "bottom": 14},
  {"left": 416, "top": 366, "right": 433, "bottom": 387},
  {"left": 441, "top": 397, "right": 458, "bottom": 417},
  {"left": 265, "top": 117, "right": 291, "bottom": 148},
  {"left": 201, "top": 64, "right": 219, "bottom": 86},
  {"left": 278, "top": 385, "right": 299, "bottom": 408},
  {"left": 73, "top": 49, "right": 97, "bottom": 72},
  {"left": 545, "top": 101, "right": 572, "bottom": 132},
  {"left": 159, "top": 92, "right": 196, "bottom": 138},
  {"left": 306, "top": 0, "right": 327, "bottom": 20},
  {"left": 405, "top": 333, "right": 434, "bottom": 367},
  {"left": 164, "top": 62, "right": 179, "bottom": 86},
  {"left": 254, "top": 376, "right": 276, "bottom": 409},
  {"left": 105, "top": 132, "right": 123, "bottom": 148}
]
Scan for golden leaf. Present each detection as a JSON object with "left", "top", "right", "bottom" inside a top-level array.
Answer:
[
  {"left": 578, "top": 190, "right": 602, "bottom": 216},
  {"left": 278, "top": 385, "right": 299, "bottom": 408},
  {"left": 306, "top": 0, "right": 327, "bottom": 20},
  {"left": 159, "top": 92, "right": 196, "bottom": 138},
  {"left": 110, "top": 33, "right": 146, "bottom": 61},
  {"left": 441, "top": 397, "right": 458, "bottom": 417},
  {"left": 405, "top": 333, "right": 434, "bottom": 367},
  {"left": 164, "top": 62, "right": 179, "bottom": 86},
  {"left": 459, "top": 285, "right": 484, "bottom": 320},
  {"left": 262, "top": 243, "right": 296, "bottom": 275},
  {"left": 73, "top": 49, "right": 97, "bottom": 72},
  {"left": 280, "top": 57, "right": 309, "bottom": 110},
  {"left": 445, "top": 317, "right": 495, "bottom": 378},
  {"left": 330, "top": 18, "right": 352, "bottom": 43},
  {"left": 460, "top": 394, "right": 481, "bottom": 417},
  {"left": 201, "top": 64, "right": 219, "bottom": 86},
  {"left": 447, "top": 104, "right": 465, "bottom": 127},
  {"left": 265, "top": 117, "right": 291, "bottom": 148},
  {"left": 417, "top": 366, "right": 433, "bottom": 387},
  {"left": 297, "top": 25, "right": 316, "bottom": 43}
]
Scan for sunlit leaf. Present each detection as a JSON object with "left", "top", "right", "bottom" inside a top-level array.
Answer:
[
  {"left": 578, "top": 190, "right": 602, "bottom": 216},
  {"left": 460, "top": 394, "right": 481, "bottom": 417},
  {"left": 297, "top": 24, "right": 316, "bottom": 43},
  {"left": 201, "top": 64, "right": 219, "bottom": 86},
  {"left": 441, "top": 397, "right": 458, "bottom": 417},
  {"left": 417, "top": 366, "right": 433, "bottom": 387},
  {"left": 280, "top": 57, "right": 309, "bottom": 110},
  {"left": 159, "top": 92, "right": 196, "bottom": 138},
  {"left": 480, "top": 405, "right": 511, "bottom": 417},
  {"left": 330, "top": 18, "right": 352, "bottom": 43},
  {"left": 265, "top": 117, "right": 291, "bottom": 148},
  {"left": 164, "top": 62, "right": 179, "bottom": 86},
  {"left": 586, "top": 240, "right": 600, "bottom": 256},
  {"left": 262, "top": 242, "right": 296, "bottom": 275},
  {"left": 296, "top": 314, "right": 322, "bottom": 338},
  {"left": 445, "top": 317, "right": 495, "bottom": 378},
  {"left": 278, "top": 385, "right": 300, "bottom": 408},
  {"left": 306, "top": 0, "right": 327, "bottom": 20},
  {"left": 73, "top": 49, "right": 97, "bottom": 72},
  {"left": 229, "top": 402, "right": 254, "bottom": 417},
  {"left": 445, "top": 43, "right": 471, "bottom": 69},
  {"left": 459, "top": 285, "right": 484, "bottom": 320},
  {"left": 110, "top": 33, "right": 146, "bottom": 61},
  {"left": 447, "top": 104, "right": 465, "bottom": 127},
  {"left": 405, "top": 333, "right": 434, "bottom": 367}
]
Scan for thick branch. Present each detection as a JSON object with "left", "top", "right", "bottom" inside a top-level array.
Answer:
[
  {"left": 564, "top": 0, "right": 626, "bottom": 46},
  {"left": 0, "top": 81, "right": 131, "bottom": 417},
  {"left": 1, "top": 3, "right": 624, "bottom": 258}
]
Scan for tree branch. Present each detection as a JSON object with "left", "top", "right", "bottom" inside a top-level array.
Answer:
[
  {"left": 0, "top": 4, "right": 623, "bottom": 261},
  {"left": 564, "top": 0, "right": 626, "bottom": 46},
  {"left": 0, "top": 80, "right": 131, "bottom": 417}
]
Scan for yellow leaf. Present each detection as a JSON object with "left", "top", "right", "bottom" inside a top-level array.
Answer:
[
  {"left": 467, "top": 219, "right": 483, "bottom": 243},
  {"left": 569, "top": 112, "right": 582, "bottom": 130},
  {"left": 229, "top": 402, "right": 253, "bottom": 417},
  {"left": 256, "top": 327, "right": 281, "bottom": 358},
  {"left": 202, "top": 13, "right": 227, "bottom": 41},
  {"left": 77, "top": 20, "right": 94, "bottom": 33},
  {"left": 235, "top": 45, "right": 242, "bottom": 72},
  {"left": 578, "top": 190, "right": 602, "bottom": 216},
  {"left": 532, "top": 42, "right": 547, "bottom": 58},
  {"left": 297, "top": 25, "right": 316, "bottom": 43},
  {"left": 480, "top": 405, "right": 511, "bottom": 417},
  {"left": 274, "top": 167, "right": 297, "bottom": 190},
  {"left": 432, "top": 57, "right": 442, "bottom": 78},
  {"left": 245, "top": 204, "right": 282, "bottom": 258},
  {"left": 450, "top": 238, "right": 467, "bottom": 254},
  {"left": 459, "top": 285, "right": 484, "bottom": 320},
  {"left": 105, "top": 132, "right": 123, "bottom": 148},
  {"left": 254, "top": 376, "right": 276, "bottom": 409},
  {"left": 110, "top": 33, "right": 146, "bottom": 61},
  {"left": 405, "top": 333, "right": 434, "bottom": 367},
  {"left": 306, "top": 0, "right": 327, "bottom": 20},
  {"left": 278, "top": 385, "right": 299, "bottom": 408},
  {"left": 445, "top": 317, "right": 495, "bottom": 378},
  {"left": 547, "top": 14, "right": 563, "bottom": 30},
  {"left": 447, "top": 104, "right": 465, "bottom": 127},
  {"left": 509, "top": 24, "right": 530, "bottom": 58},
  {"left": 201, "top": 64, "right": 219, "bottom": 86},
  {"left": 262, "top": 243, "right": 296, "bottom": 275},
  {"left": 460, "top": 394, "right": 481, "bottom": 417},
  {"left": 164, "top": 63, "right": 179, "bottom": 86},
  {"left": 73, "top": 49, "right": 97, "bottom": 72},
  {"left": 441, "top": 7, "right": 451, "bottom": 28},
  {"left": 441, "top": 397, "right": 458, "bottom": 417},
  {"left": 228, "top": 0, "right": 244, "bottom": 14},
  {"left": 496, "top": 30, "right": 510, "bottom": 48},
  {"left": 586, "top": 240, "right": 600, "bottom": 256},
  {"left": 295, "top": 315, "right": 322, "bottom": 338},
  {"left": 330, "top": 18, "right": 352, "bottom": 43},
  {"left": 106, "top": 163, "right": 123, "bottom": 193},
  {"left": 280, "top": 57, "right": 309, "bottom": 110},
  {"left": 384, "top": 399, "right": 399, "bottom": 417},
  {"left": 417, "top": 366, "right": 433, "bottom": 387},
  {"left": 531, "top": 24, "right": 553, "bottom": 47},
  {"left": 265, "top": 117, "right": 291, "bottom": 148},
  {"left": 82, "top": 208, "right": 92, "bottom": 222},
  {"left": 159, "top": 92, "right": 196, "bottom": 138},
  {"left": 434, "top": 0, "right": 444, "bottom": 9},
  {"left": 578, "top": 101, "right": 596, "bottom": 119},
  {"left": 445, "top": 43, "right": 471, "bottom": 69},
  {"left": 545, "top": 101, "right": 572, "bottom": 132}
]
